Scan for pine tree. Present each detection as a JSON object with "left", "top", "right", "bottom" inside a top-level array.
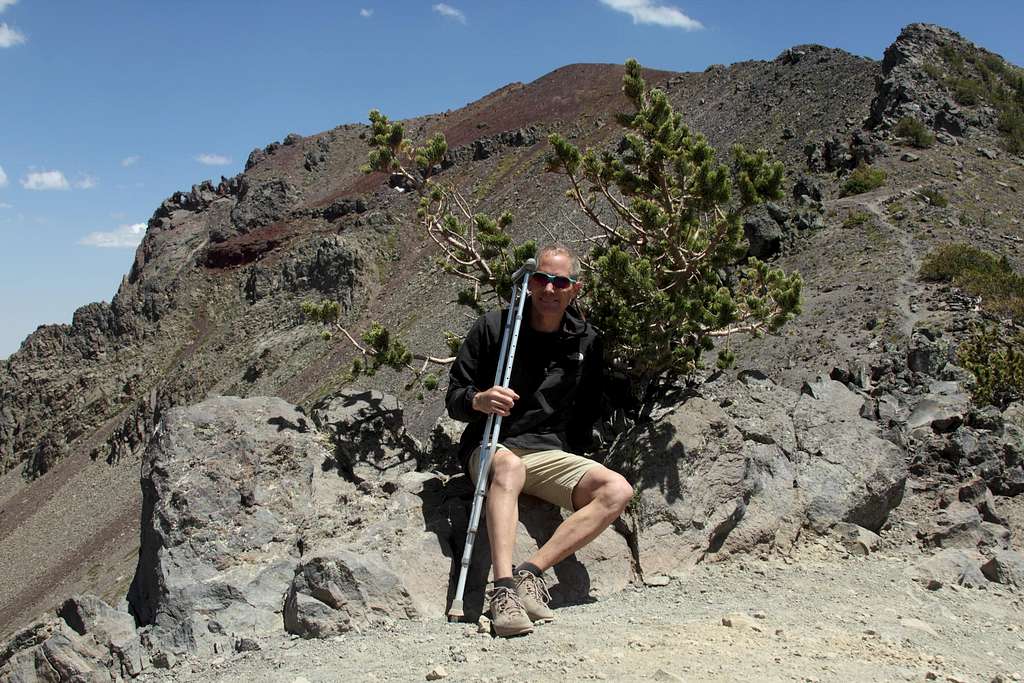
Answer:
[{"left": 546, "top": 59, "right": 802, "bottom": 392}]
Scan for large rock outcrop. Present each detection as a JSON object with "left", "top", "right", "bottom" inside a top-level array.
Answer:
[
  {"left": 127, "top": 397, "right": 321, "bottom": 656},
  {"left": 611, "top": 371, "right": 907, "bottom": 577}
]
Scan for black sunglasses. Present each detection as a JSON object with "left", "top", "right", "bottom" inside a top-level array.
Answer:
[{"left": 530, "top": 271, "right": 577, "bottom": 290}]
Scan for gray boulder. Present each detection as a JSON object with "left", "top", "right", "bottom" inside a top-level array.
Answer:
[
  {"left": 0, "top": 594, "right": 146, "bottom": 683},
  {"left": 610, "top": 372, "right": 906, "bottom": 577},
  {"left": 832, "top": 522, "right": 882, "bottom": 556},
  {"left": 906, "top": 394, "right": 970, "bottom": 433},
  {"left": 127, "top": 397, "right": 323, "bottom": 655},
  {"left": 907, "top": 328, "right": 950, "bottom": 377},
  {"left": 743, "top": 206, "right": 785, "bottom": 259},
  {"left": 918, "top": 502, "right": 1010, "bottom": 550},
  {"left": 908, "top": 549, "right": 990, "bottom": 589},
  {"left": 980, "top": 550, "right": 1024, "bottom": 587},
  {"left": 0, "top": 621, "right": 112, "bottom": 682},
  {"left": 284, "top": 545, "right": 418, "bottom": 638}
]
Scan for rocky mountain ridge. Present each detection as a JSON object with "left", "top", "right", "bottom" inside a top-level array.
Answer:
[{"left": 1, "top": 22, "right": 1023, "bottom": 681}]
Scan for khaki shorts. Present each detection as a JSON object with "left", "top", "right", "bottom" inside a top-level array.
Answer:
[{"left": 468, "top": 443, "right": 599, "bottom": 511}]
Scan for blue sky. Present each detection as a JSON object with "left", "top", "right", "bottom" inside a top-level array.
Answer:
[{"left": 1, "top": 1, "right": 1022, "bottom": 359}]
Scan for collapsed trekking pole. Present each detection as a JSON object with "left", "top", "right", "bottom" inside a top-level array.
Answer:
[{"left": 447, "top": 258, "right": 536, "bottom": 622}]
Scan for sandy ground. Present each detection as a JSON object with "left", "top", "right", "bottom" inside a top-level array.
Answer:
[{"left": 138, "top": 539, "right": 1024, "bottom": 683}]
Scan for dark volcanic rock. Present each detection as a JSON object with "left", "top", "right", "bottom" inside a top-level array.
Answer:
[
  {"left": 743, "top": 205, "right": 785, "bottom": 259},
  {"left": 229, "top": 178, "right": 302, "bottom": 234}
]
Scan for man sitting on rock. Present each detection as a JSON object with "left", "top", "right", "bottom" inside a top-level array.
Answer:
[{"left": 446, "top": 243, "right": 634, "bottom": 637}]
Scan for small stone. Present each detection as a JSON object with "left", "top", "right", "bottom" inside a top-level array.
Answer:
[
  {"left": 151, "top": 651, "right": 176, "bottom": 669},
  {"left": 753, "top": 611, "right": 767, "bottom": 620},
  {"left": 722, "top": 613, "right": 760, "bottom": 630},
  {"left": 235, "top": 637, "right": 261, "bottom": 652},
  {"left": 901, "top": 153, "right": 920, "bottom": 162},
  {"left": 926, "top": 673, "right": 938, "bottom": 681},
  {"left": 426, "top": 666, "right": 449, "bottom": 680},
  {"left": 653, "top": 669, "right": 684, "bottom": 682},
  {"left": 644, "top": 575, "right": 671, "bottom": 587},
  {"left": 477, "top": 616, "right": 492, "bottom": 634}
]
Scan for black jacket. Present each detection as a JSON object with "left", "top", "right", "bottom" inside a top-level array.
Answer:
[{"left": 446, "top": 298, "right": 604, "bottom": 470}]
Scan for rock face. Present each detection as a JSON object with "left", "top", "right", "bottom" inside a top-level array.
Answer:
[
  {"left": 0, "top": 595, "right": 144, "bottom": 682},
  {"left": 611, "top": 372, "right": 907, "bottom": 577},
  {"left": 127, "top": 397, "right": 321, "bottom": 656},
  {"left": 868, "top": 23, "right": 1008, "bottom": 139}
]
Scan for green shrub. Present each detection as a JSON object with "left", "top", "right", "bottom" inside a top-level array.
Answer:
[
  {"left": 919, "top": 243, "right": 1024, "bottom": 321},
  {"left": 922, "top": 63, "right": 943, "bottom": 81},
  {"left": 840, "top": 165, "right": 886, "bottom": 196},
  {"left": 957, "top": 324, "right": 1024, "bottom": 408},
  {"left": 894, "top": 117, "right": 935, "bottom": 148},
  {"left": 997, "top": 108, "right": 1024, "bottom": 155},
  {"left": 842, "top": 212, "right": 871, "bottom": 229},
  {"left": 934, "top": 43, "right": 1024, "bottom": 153},
  {"left": 952, "top": 77, "right": 984, "bottom": 105},
  {"left": 919, "top": 187, "right": 948, "bottom": 208},
  {"left": 940, "top": 45, "right": 966, "bottom": 71},
  {"left": 300, "top": 299, "right": 341, "bottom": 323}
]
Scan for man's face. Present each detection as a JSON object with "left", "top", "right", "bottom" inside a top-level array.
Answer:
[{"left": 528, "top": 252, "right": 582, "bottom": 320}]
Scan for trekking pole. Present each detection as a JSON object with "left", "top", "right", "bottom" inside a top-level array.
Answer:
[{"left": 447, "top": 258, "right": 536, "bottom": 622}]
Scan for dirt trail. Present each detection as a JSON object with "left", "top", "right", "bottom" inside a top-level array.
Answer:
[
  {"left": 833, "top": 185, "right": 929, "bottom": 340},
  {"left": 140, "top": 541, "right": 1024, "bottom": 683}
]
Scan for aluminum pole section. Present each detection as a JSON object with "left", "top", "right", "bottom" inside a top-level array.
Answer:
[{"left": 448, "top": 258, "right": 536, "bottom": 622}]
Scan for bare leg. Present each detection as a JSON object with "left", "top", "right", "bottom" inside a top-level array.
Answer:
[
  {"left": 485, "top": 449, "right": 526, "bottom": 580},
  {"left": 524, "top": 465, "right": 633, "bottom": 572}
]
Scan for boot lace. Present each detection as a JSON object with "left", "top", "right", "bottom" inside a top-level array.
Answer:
[
  {"left": 490, "top": 586, "right": 528, "bottom": 615},
  {"left": 516, "top": 571, "right": 551, "bottom": 605}
]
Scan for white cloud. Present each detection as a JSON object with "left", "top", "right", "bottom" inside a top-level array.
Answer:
[
  {"left": 432, "top": 3, "right": 466, "bottom": 24},
  {"left": 121, "top": 155, "right": 140, "bottom": 167},
  {"left": 599, "top": 0, "right": 703, "bottom": 30},
  {"left": 0, "top": 22, "right": 25, "bottom": 47},
  {"left": 0, "top": 202, "right": 11, "bottom": 209},
  {"left": 360, "top": 8, "right": 373, "bottom": 17},
  {"left": 74, "top": 174, "right": 98, "bottom": 190},
  {"left": 0, "top": 1, "right": 18, "bottom": 12},
  {"left": 195, "top": 153, "right": 231, "bottom": 166},
  {"left": 22, "top": 170, "right": 70, "bottom": 191},
  {"left": 0, "top": 164, "right": 7, "bottom": 187},
  {"left": 79, "top": 222, "right": 146, "bottom": 249}
]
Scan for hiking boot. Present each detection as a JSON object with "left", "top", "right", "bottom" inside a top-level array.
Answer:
[
  {"left": 514, "top": 570, "right": 554, "bottom": 623},
  {"left": 488, "top": 586, "right": 533, "bottom": 637}
]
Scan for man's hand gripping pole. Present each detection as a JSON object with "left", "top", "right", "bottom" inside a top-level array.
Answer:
[{"left": 447, "top": 258, "right": 536, "bottom": 622}]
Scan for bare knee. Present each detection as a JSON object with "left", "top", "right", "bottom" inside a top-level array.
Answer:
[
  {"left": 599, "top": 475, "right": 634, "bottom": 516},
  {"left": 489, "top": 451, "right": 525, "bottom": 492}
]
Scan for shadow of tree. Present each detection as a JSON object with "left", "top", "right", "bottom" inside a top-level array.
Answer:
[
  {"left": 267, "top": 415, "right": 310, "bottom": 433},
  {"left": 313, "top": 390, "right": 424, "bottom": 484}
]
